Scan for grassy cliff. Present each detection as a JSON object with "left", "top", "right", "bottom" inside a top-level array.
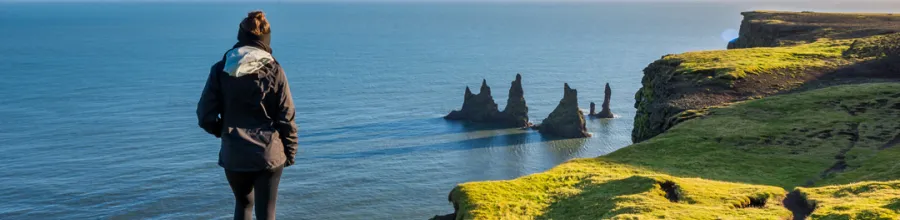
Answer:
[
  {"left": 447, "top": 83, "right": 900, "bottom": 219},
  {"left": 632, "top": 11, "right": 900, "bottom": 143},
  {"left": 729, "top": 11, "right": 900, "bottom": 49},
  {"left": 438, "top": 11, "right": 900, "bottom": 220}
]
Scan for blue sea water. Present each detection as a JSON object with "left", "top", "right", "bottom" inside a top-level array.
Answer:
[{"left": 1, "top": 2, "right": 899, "bottom": 219}]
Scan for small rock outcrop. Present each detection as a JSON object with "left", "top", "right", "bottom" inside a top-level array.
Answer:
[
  {"left": 445, "top": 75, "right": 530, "bottom": 127},
  {"left": 445, "top": 79, "right": 500, "bottom": 122},
  {"left": 538, "top": 83, "right": 590, "bottom": 138},
  {"left": 590, "top": 83, "right": 614, "bottom": 118},
  {"left": 590, "top": 102, "right": 597, "bottom": 115}
]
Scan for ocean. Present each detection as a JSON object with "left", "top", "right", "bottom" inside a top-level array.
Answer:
[{"left": 1, "top": 1, "right": 898, "bottom": 219}]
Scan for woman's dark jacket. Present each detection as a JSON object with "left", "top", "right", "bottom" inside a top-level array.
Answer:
[{"left": 197, "top": 44, "right": 298, "bottom": 172}]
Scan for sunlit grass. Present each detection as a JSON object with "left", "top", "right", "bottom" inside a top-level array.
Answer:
[
  {"left": 666, "top": 38, "right": 854, "bottom": 80},
  {"left": 801, "top": 181, "right": 900, "bottom": 220}
]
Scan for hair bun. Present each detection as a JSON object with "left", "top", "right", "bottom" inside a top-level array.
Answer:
[
  {"left": 241, "top": 10, "right": 270, "bottom": 35},
  {"left": 248, "top": 10, "right": 266, "bottom": 20}
]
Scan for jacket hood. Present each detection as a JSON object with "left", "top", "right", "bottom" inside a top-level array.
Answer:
[{"left": 223, "top": 46, "right": 274, "bottom": 77}]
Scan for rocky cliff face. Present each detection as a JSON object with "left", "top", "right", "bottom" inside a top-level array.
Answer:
[
  {"left": 630, "top": 49, "right": 845, "bottom": 143},
  {"left": 728, "top": 11, "right": 900, "bottom": 49},
  {"left": 632, "top": 11, "right": 900, "bottom": 143},
  {"left": 538, "top": 83, "right": 590, "bottom": 138},
  {"left": 445, "top": 75, "right": 530, "bottom": 127}
]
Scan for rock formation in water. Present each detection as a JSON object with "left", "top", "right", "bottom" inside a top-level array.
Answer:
[
  {"left": 498, "top": 74, "right": 531, "bottom": 127},
  {"left": 538, "top": 83, "right": 590, "bottom": 138},
  {"left": 589, "top": 102, "right": 596, "bottom": 115},
  {"left": 445, "top": 79, "right": 500, "bottom": 122},
  {"left": 445, "top": 75, "right": 530, "bottom": 127},
  {"left": 591, "top": 83, "right": 614, "bottom": 118}
]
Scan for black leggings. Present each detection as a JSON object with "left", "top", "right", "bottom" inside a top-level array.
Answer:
[{"left": 224, "top": 166, "right": 284, "bottom": 220}]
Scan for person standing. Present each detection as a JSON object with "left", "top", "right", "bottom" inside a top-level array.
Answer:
[{"left": 197, "top": 10, "right": 298, "bottom": 220}]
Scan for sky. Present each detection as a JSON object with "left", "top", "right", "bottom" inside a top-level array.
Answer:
[{"left": 1, "top": 0, "right": 899, "bottom": 2}]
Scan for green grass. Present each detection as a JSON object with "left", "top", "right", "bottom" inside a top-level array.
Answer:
[
  {"left": 449, "top": 83, "right": 900, "bottom": 219},
  {"left": 801, "top": 181, "right": 900, "bottom": 220},
  {"left": 664, "top": 33, "right": 900, "bottom": 81},
  {"left": 664, "top": 38, "right": 854, "bottom": 80},
  {"left": 843, "top": 33, "right": 900, "bottom": 58}
]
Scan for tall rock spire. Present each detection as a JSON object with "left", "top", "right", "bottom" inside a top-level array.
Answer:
[
  {"left": 593, "top": 83, "right": 614, "bottom": 118},
  {"left": 500, "top": 74, "right": 530, "bottom": 127}
]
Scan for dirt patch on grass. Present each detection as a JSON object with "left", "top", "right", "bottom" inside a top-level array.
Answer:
[
  {"left": 821, "top": 123, "right": 860, "bottom": 179},
  {"left": 735, "top": 195, "right": 769, "bottom": 209},
  {"left": 659, "top": 181, "right": 680, "bottom": 202},
  {"left": 880, "top": 133, "right": 900, "bottom": 150},
  {"left": 783, "top": 190, "right": 816, "bottom": 220}
]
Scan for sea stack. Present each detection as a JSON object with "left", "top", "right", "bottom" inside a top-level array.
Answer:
[
  {"left": 445, "top": 75, "right": 531, "bottom": 127},
  {"left": 444, "top": 79, "right": 500, "bottom": 122},
  {"left": 538, "top": 83, "right": 590, "bottom": 138},
  {"left": 592, "top": 83, "right": 614, "bottom": 118},
  {"left": 590, "top": 102, "right": 597, "bottom": 115},
  {"left": 498, "top": 74, "right": 530, "bottom": 127}
]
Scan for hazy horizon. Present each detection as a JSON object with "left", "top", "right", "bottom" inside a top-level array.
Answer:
[{"left": 5, "top": 0, "right": 897, "bottom": 16}]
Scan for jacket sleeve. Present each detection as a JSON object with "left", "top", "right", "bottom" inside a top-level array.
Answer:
[
  {"left": 197, "top": 62, "right": 224, "bottom": 138},
  {"left": 270, "top": 65, "right": 299, "bottom": 167}
]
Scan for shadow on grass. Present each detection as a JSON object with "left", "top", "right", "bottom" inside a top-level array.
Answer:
[
  {"left": 536, "top": 176, "right": 659, "bottom": 220},
  {"left": 783, "top": 54, "right": 900, "bottom": 95},
  {"left": 882, "top": 198, "right": 900, "bottom": 212}
]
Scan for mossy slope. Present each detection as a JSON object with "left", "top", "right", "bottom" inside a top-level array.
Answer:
[{"left": 448, "top": 83, "right": 900, "bottom": 219}]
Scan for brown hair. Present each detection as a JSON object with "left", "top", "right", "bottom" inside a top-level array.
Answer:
[{"left": 240, "top": 10, "right": 270, "bottom": 36}]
